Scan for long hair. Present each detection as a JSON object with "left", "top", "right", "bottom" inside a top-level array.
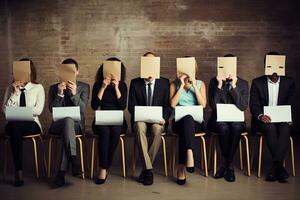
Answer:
[
  {"left": 19, "top": 58, "right": 38, "bottom": 84},
  {"left": 95, "top": 57, "right": 126, "bottom": 83}
]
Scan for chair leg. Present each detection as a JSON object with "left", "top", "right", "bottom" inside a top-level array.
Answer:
[
  {"left": 90, "top": 138, "right": 95, "bottom": 179},
  {"left": 243, "top": 135, "right": 251, "bottom": 176},
  {"left": 132, "top": 140, "right": 136, "bottom": 177},
  {"left": 47, "top": 137, "right": 53, "bottom": 178},
  {"left": 77, "top": 137, "right": 85, "bottom": 179},
  {"left": 258, "top": 136, "right": 263, "bottom": 178},
  {"left": 239, "top": 140, "right": 243, "bottom": 170},
  {"left": 200, "top": 139, "right": 204, "bottom": 171},
  {"left": 120, "top": 136, "right": 126, "bottom": 178},
  {"left": 32, "top": 137, "right": 39, "bottom": 178},
  {"left": 200, "top": 136, "right": 208, "bottom": 177},
  {"left": 283, "top": 160, "right": 286, "bottom": 167},
  {"left": 161, "top": 136, "right": 168, "bottom": 177},
  {"left": 290, "top": 137, "right": 295, "bottom": 177},
  {"left": 213, "top": 136, "right": 217, "bottom": 176},
  {"left": 3, "top": 139, "right": 8, "bottom": 180}
]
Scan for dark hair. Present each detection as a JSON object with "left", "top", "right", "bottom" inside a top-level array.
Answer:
[
  {"left": 224, "top": 54, "right": 235, "bottom": 57},
  {"left": 95, "top": 57, "right": 126, "bottom": 82},
  {"left": 62, "top": 58, "right": 79, "bottom": 70},
  {"left": 143, "top": 52, "right": 156, "bottom": 56},
  {"left": 19, "top": 58, "right": 37, "bottom": 83}
]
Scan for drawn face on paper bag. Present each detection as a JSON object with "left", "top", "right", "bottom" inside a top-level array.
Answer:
[
  {"left": 217, "top": 57, "right": 237, "bottom": 80},
  {"left": 265, "top": 55, "right": 285, "bottom": 76}
]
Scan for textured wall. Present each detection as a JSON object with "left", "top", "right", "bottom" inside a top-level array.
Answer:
[{"left": 0, "top": 0, "right": 299, "bottom": 134}]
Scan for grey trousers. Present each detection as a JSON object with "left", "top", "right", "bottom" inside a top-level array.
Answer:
[{"left": 49, "top": 117, "right": 81, "bottom": 171}]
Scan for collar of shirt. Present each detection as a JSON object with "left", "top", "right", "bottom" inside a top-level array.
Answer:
[
  {"left": 23, "top": 82, "right": 33, "bottom": 91},
  {"left": 144, "top": 79, "right": 156, "bottom": 86},
  {"left": 267, "top": 77, "right": 280, "bottom": 85}
]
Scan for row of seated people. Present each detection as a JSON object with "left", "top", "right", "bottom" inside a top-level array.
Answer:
[{"left": 2, "top": 51, "right": 295, "bottom": 188}]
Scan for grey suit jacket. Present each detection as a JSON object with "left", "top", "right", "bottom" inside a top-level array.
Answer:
[{"left": 48, "top": 81, "right": 90, "bottom": 131}]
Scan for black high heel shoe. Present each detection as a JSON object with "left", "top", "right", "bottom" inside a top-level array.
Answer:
[
  {"left": 94, "top": 171, "right": 108, "bottom": 185},
  {"left": 186, "top": 166, "right": 195, "bottom": 173},
  {"left": 176, "top": 169, "right": 186, "bottom": 185}
]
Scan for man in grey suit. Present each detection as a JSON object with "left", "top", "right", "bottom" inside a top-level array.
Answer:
[{"left": 48, "top": 58, "right": 90, "bottom": 188}]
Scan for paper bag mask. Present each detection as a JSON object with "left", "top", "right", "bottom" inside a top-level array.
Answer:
[
  {"left": 217, "top": 57, "right": 237, "bottom": 78},
  {"left": 140, "top": 56, "right": 160, "bottom": 79},
  {"left": 265, "top": 55, "right": 286, "bottom": 76},
  {"left": 176, "top": 57, "right": 196, "bottom": 79},
  {"left": 103, "top": 61, "right": 121, "bottom": 81},
  {"left": 57, "top": 64, "right": 76, "bottom": 83},
  {"left": 13, "top": 61, "right": 31, "bottom": 83}
]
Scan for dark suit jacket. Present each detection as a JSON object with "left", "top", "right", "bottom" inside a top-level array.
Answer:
[
  {"left": 48, "top": 81, "right": 90, "bottom": 131},
  {"left": 128, "top": 77, "right": 172, "bottom": 127},
  {"left": 208, "top": 77, "right": 249, "bottom": 129},
  {"left": 250, "top": 75, "right": 295, "bottom": 132}
]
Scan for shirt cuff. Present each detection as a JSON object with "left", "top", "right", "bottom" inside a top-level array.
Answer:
[
  {"left": 57, "top": 93, "right": 64, "bottom": 98},
  {"left": 258, "top": 114, "right": 263, "bottom": 121}
]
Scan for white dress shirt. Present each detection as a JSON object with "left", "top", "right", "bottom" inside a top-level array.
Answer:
[
  {"left": 268, "top": 77, "right": 280, "bottom": 106},
  {"left": 144, "top": 79, "right": 156, "bottom": 105},
  {"left": 2, "top": 82, "right": 45, "bottom": 129}
]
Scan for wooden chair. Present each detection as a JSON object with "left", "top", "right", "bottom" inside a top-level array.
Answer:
[
  {"left": 170, "top": 132, "right": 208, "bottom": 177},
  {"left": 132, "top": 132, "right": 168, "bottom": 177},
  {"left": 251, "top": 132, "right": 295, "bottom": 177},
  {"left": 3, "top": 134, "right": 48, "bottom": 179},
  {"left": 47, "top": 134, "right": 85, "bottom": 179},
  {"left": 208, "top": 132, "right": 251, "bottom": 177},
  {"left": 90, "top": 134, "right": 127, "bottom": 178}
]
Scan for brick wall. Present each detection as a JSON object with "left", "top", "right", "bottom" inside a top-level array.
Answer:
[{"left": 0, "top": 0, "right": 300, "bottom": 134}]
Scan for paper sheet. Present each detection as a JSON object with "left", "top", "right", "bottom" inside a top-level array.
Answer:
[
  {"left": 95, "top": 110, "right": 124, "bottom": 125},
  {"left": 5, "top": 106, "right": 34, "bottom": 121},
  {"left": 13, "top": 61, "right": 31, "bottom": 83},
  {"left": 264, "top": 105, "right": 292, "bottom": 123},
  {"left": 176, "top": 57, "right": 196, "bottom": 79},
  {"left": 103, "top": 61, "right": 121, "bottom": 81},
  {"left": 140, "top": 56, "right": 160, "bottom": 79},
  {"left": 52, "top": 106, "right": 81, "bottom": 122},
  {"left": 134, "top": 106, "right": 162, "bottom": 123},
  {"left": 265, "top": 55, "right": 286, "bottom": 76},
  {"left": 57, "top": 64, "right": 77, "bottom": 83},
  {"left": 217, "top": 104, "right": 244, "bottom": 122},
  {"left": 217, "top": 57, "right": 237, "bottom": 78},
  {"left": 175, "top": 106, "right": 203, "bottom": 123}
]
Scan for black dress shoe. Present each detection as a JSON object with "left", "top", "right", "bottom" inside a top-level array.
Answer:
[
  {"left": 176, "top": 178, "right": 186, "bottom": 185},
  {"left": 276, "top": 166, "right": 289, "bottom": 183},
  {"left": 14, "top": 180, "right": 24, "bottom": 187},
  {"left": 224, "top": 168, "right": 235, "bottom": 182},
  {"left": 52, "top": 171, "right": 66, "bottom": 188},
  {"left": 94, "top": 174, "right": 107, "bottom": 185},
  {"left": 186, "top": 166, "right": 195, "bottom": 173},
  {"left": 138, "top": 170, "right": 145, "bottom": 183},
  {"left": 214, "top": 166, "right": 227, "bottom": 179},
  {"left": 266, "top": 167, "right": 277, "bottom": 182},
  {"left": 143, "top": 170, "right": 153, "bottom": 186},
  {"left": 71, "top": 156, "right": 81, "bottom": 177}
]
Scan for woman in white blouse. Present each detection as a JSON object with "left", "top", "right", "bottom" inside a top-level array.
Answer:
[{"left": 2, "top": 58, "right": 45, "bottom": 187}]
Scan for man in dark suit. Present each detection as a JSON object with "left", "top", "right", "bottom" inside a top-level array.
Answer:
[
  {"left": 128, "top": 52, "right": 171, "bottom": 185},
  {"left": 250, "top": 52, "right": 295, "bottom": 183},
  {"left": 208, "top": 54, "right": 249, "bottom": 182},
  {"left": 48, "top": 58, "right": 90, "bottom": 188}
]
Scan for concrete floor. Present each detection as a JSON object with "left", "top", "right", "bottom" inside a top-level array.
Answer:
[{"left": 0, "top": 167, "right": 299, "bottom": 200}]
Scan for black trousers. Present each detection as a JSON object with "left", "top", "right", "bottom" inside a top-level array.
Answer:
[
  {"left": 92, "top": 124, "right": 122, "bottom": 169},
  {"left": 257, "top": 122, "right": 291, "bottom": 163},
  {"left": 210, "top": 122, "right": 244, "bottom": 167},
  {"left": 5, "top": 121, "right": 41, "bottom": 171},
  {"left": 172, "top": 115, "right": 205, "bottom": 165}
]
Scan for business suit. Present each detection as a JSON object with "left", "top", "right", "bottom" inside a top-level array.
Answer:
[
  {"left": 250, "top": 75, "right": 295, "bottom": 163},
  {"left": 128, "top": 77, "right": 172, "bottom": 170},
  {"left": 208, "top": 77, "right": 248, "bottom": 167},
  {"left": 48, "top": 81, "right": 90, "bottom": 171}
]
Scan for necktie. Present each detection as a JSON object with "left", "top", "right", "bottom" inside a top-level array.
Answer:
[
  {"left": 147, "top": 82, "right": 152, "bottom": 106},
  {"left": 20, "top": 88, "right": 26, "bottom": 107}
]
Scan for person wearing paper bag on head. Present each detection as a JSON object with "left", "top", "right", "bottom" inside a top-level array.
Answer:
[
  {"left": 48, "top": 58, "right": 90, "bottom": 188},
  {"left": 2, "top": 58, "right": 45, "bottom": 187},
  {"left": 207, "top": 54, "right": 249, "bottom": 182},
  {"left": 91, "top": 57, "right": 128, "bottom": 185},
  {"left": 250, "top": 52, "right": 295, "bottom": 183},
  {"left": 128, "top": 52, "right": 172, "bottom": 186},
  {"left": 170, "top": 56, "right": 207, "bottom": 185}
]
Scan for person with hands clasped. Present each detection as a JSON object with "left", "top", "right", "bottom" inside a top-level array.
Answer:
[
  {"left": 91, "top": 57, "right": 128, "bottom": 185},
  {"left": 48, "top": 58, "right": 90, "bottom": 188},
  {"left": 170, "top": 58, "right": 207, "bottom": 185},
  {"left": 207, "top": 54, "right": 249, "bottom": 182},
  {"left": 2, "top": 58, "right": 45, "bottom": 187}
]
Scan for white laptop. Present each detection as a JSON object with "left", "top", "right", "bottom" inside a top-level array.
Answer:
[
  {"left": 52, "top": 106, "right": 81, "bottom": 122},
  {"left": 175, "top": 106, "right": 203, "bottom": 123},
  {"left": 217, "top": 104, "right": 244, "bottom": 122},
  {"left": 134, "top": 106, "right": 162, "bottom": 124},
  {"left": 5, "top": 106, "right": 34, "bottom": 121},
  {"left": 95, "top": 110, "right": 124, "bottom": 125}
]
